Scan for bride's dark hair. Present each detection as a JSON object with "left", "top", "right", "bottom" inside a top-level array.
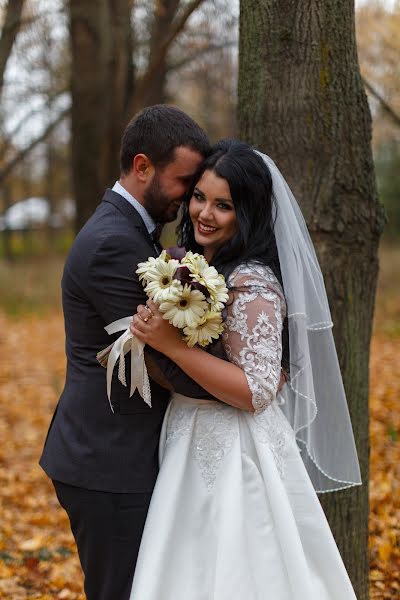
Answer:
[{"left": 177, "top": 138, "right": 289, "bottom": 372}]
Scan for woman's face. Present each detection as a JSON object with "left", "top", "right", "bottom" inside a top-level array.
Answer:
[{"left": 189, "top": 170, "right": 237, "bottom": 261}]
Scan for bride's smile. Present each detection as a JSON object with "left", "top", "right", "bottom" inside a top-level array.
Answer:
[{"left": 189, "top": 169, "right": 237, "bottom": 260}]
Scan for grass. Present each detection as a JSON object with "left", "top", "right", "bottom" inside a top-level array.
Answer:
[
  {"left": 0, "top": 243, "right": 398, "bottom": 326},
  {"left": 0, "top": 256, "right": 63, "bottom": 316}
]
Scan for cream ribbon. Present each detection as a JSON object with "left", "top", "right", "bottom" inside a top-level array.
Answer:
[{"left": 104, "top": 317, "right": 151, "bottom": 413}]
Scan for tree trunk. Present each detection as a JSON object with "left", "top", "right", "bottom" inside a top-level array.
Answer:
[
  {"left": 0, "top": 0, "right": 25, "bottom": 95},
  {"left": 238, "top": 1, "right": 385, "bottom": 598},
  {"left": 45, "top": 133, "right": 57, "bottom": 251},
  {"left": 141, "top": 0, "right": 180, "bottom": 107},
  {"left": 69, "top": 0, "right": 110, "bottom": 231},
  {"left": 126, "top": 0, "right": 206, "bottom": 116},
  {"left": 2, "top": 177, "right": 13, "bottom": 261},
  {"left": 102, "top": 0, "right": 135, "bottom": 188},
  {"left": 69, "top": 0, "right": 211, "bottom": 230},
  {"left": 69, "top": 0, "right": 133, "bottom": 232}
]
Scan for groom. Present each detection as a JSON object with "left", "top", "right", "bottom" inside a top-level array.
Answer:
[{"left": 40, "top": 105, "right": 213, "bottom": 600}]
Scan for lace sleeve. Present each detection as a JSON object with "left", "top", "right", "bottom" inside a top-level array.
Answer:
[{"left": 222, "top": 264, "right": 286, "bottom": 414}]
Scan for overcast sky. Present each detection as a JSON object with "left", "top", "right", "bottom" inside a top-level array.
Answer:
[{"left": 356, "top": 0, "right": 397, "bottom": 6}]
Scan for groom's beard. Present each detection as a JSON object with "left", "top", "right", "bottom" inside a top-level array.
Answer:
[{"left": 143, "top": 174, "right": 185, "bottom": 224}]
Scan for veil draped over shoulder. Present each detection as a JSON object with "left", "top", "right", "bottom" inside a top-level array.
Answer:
[{"left": 256, "top": 151, "right": 362, "bottom": 493}]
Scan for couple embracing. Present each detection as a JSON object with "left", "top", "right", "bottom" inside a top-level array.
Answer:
[{"left": 40, "top": 105, "right": 361, "bottom": 599}]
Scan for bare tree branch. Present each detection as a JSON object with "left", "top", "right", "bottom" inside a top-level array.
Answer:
[
  {"left": 0, "top": 7, "right": 66, "bottom": 32},
  {"left": 363, "top": 76, "right": 400, "bottom": 128},
  {"left": 0, "top": 0, "right": 25, "bottom": 94},
  {"left": 0, "top": 107, "right": 70, "bottom": 182},
  {"left": 127, "top": 0, "right": 206, "bottom": 114},
  {"left": 168, "top": 40, "right": 236, "bottom": 73},
  {"left": 141, "top": 0, "right": 180, "bottom": 106},
  {"left": 0, "top": 86, "right": 70, "bottom": 160},
  {"left": 18, "top": 7, "right": 66, "bottom": 29}
]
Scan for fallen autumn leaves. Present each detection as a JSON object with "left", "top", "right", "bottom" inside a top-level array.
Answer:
[
  {"left": 0, "top": 272, "right": 399, "bottom": 598},
  {"left": 0, "top": 312, "right": 84, "bottom": 599},
  {"left": 369, "top": 341, "right": 400, "bottom": 596}
]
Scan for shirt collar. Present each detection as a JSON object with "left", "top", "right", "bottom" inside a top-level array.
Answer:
[{"left": 112, "top": 181, "right": 156, "bottom": 235}]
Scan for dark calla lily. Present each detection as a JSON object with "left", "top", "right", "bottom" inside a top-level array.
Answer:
[
  {"left": 174, "top": 266, "right": 192, "bottom": 285},
  {"left": 174, "top": 266, "right": 210, "bottom": 299},
  {"left": 189, "top": 280, "right": 210, "bottom": 299}
]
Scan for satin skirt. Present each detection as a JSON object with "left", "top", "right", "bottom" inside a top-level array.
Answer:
[{"left": 130, "top": 393, "right": 357, "bottom": 600}]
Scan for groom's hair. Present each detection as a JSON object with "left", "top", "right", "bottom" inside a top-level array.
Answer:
[{"left": 120, "top": 104, "right": 210, "bottom": 175}]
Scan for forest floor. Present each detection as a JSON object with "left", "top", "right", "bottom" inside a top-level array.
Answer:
[{"left": 0, "top": 246, "right": 399, "bottom": 599}]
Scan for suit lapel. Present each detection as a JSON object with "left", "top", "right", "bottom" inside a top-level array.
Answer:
[{"left": 102, "top": 189, "right": 157, "bottom": 255}]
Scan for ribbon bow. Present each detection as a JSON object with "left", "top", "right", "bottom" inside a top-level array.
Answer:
[{"left": 101, "top": 317, "right": 151, "bottom": 413}]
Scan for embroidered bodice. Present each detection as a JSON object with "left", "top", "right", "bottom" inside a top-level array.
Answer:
[
  {"left": 223, "top": 263, "right": 286, "bottom": 413},
  {"left": 165, "top": 263, "right": 292, "bottom": 492}
]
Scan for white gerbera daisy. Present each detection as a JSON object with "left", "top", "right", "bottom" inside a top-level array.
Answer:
[
  {"left": 190, "top": 266, "right": 228, "bottom": 310},
  {"left": 141, "top": 259, "right": 182, "bottom": 303},
  {"left": 181, "top": 252, "right": 229, "bottom": 310},
  {"left": 208, "top": 274, "right": 229, "bottom": 310},
  {"left": 181, "top": 251, "right": 209, "bottom": 275},
  {"left": 183, "top": 310, "right": 225, "bottom": 347},
  {"left": 159, "top": 284, "right": 208, "bottom": 329},
  {"left": 136, "top": 251, "right": 176, "bottom": 283}
]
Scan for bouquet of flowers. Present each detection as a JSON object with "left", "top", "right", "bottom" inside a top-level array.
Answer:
[{"left": 97, "top": 251, "right": 228, "bottom": 412}]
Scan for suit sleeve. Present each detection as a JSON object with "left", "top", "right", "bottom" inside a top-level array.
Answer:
[{"left": 86, "top": 233, "right": 213, "bottom": 398}]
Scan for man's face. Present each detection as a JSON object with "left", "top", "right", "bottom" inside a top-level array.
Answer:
[{"left": 143, "top": 146, "right": 203, "bottom": 223}]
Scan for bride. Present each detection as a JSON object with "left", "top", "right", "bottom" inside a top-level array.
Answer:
[{"left": 129, "top": 139, "right": 361, "bottom": 599}]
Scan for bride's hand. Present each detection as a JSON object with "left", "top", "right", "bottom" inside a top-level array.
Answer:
[{"left": 130, "top": 300, "right": 185, "bottom": 356}]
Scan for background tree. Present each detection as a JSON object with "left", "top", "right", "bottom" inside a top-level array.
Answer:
[
  {"left": 356, "top": 1, "right": 400, "bottom": 239},
  {"left": 69, "top": 0, "right": 133, "bottom": 230},
  {"left": 0, "top": 0, "right": 25, "bottom": 94},
  {"left": 69, "top": 0, "right": 209, "bottom": 231},
  {"left": 238, "top": 1, "right": 386, "bottom": 598},
  {"left": 0, "top": 0, "right": 70, "bottom": 258},
  {"left": 141, "top": 0, "right": 180, "bottom": 107},
  {"left": 356, "top": 0, "right": 400, "bottom": 148},
  {"left": 167, "top": 1, "right": 238, "bottom": 138},
  {"left": 0, "top": 0, "right": 237, "bottom": 237}
]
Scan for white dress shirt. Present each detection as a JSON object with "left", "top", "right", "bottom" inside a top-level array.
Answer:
[{"left": 112, "top": 181, "right": 156, "bottom": 236}]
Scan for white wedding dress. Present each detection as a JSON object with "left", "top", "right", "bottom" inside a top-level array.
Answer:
[{"left": 129, "top": 264, "right": 357, "bottom": 600}]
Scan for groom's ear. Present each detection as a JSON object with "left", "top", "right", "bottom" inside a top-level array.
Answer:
[{"left": 133, "top": 154, "right": 154, "bottom": 182}]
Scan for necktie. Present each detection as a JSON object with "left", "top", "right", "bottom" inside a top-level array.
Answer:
[{"left": 151, "top": 223, "right": 163, "bottom": 255}]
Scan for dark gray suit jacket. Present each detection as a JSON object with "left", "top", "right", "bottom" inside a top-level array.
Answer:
[{"left": 40, "top": 190, "right": 210, "bottom": 493}]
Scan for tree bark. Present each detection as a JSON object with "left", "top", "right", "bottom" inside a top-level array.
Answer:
[
  {"left": 0, "top": 0, "right": 25, "bottom": 95},
  {"left": 127, "top": 0, "right": 206, "bottom": 116},
  {"left": 141, "top": 0, "right": 180, "bottom": 107},
  {"left": 68, "top": 0, "right": 209, "bottom": 231},
  {"left": 1, "top": 177, "right": 13, "bottom": 261},
  {"left": 238, "top": 1, "right": 385, "bottom": 598},
  {"left": 69, "top": 0, "right": 110, "bottom": 231},
  {"left": 69, "top": 0, "right": 133, "bottom": 232},
  {"left": 102, "top": 0, "right": 135, "bottom": 188}
]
